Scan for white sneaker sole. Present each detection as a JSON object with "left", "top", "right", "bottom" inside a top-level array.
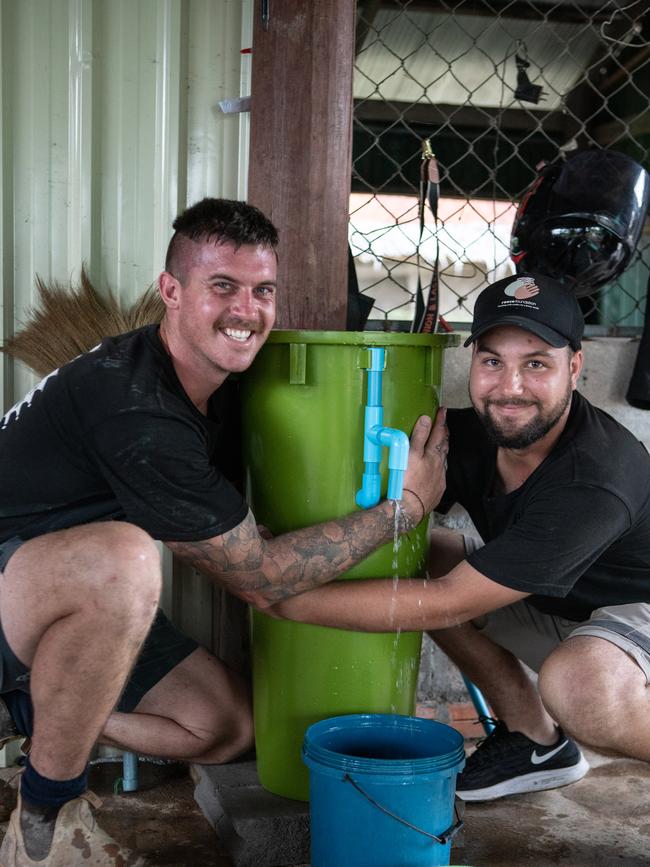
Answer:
[{"left": 456, "top": 754, "right": 590, "bottom": 802}]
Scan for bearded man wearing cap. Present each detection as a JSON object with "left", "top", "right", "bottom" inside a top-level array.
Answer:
[{"left": 272, "top": 271, "right": 650, "bottom": 800}]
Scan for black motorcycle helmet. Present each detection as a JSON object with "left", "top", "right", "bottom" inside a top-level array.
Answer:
[{"left": 511, "top": 150, "right": 650, "bottom": 297}]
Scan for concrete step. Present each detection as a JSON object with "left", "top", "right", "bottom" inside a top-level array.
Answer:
[{"left": 191, "top": 758, "right": 310, "bottom": 867}]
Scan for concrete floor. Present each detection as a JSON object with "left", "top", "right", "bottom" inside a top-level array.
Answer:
[
  {"left": 1, "top": 744, "right": 647, "bottom": 866},
  {"left": 458, "top": 748, "right": 650, "bottom": 867},
  {"left": 0, "top": 762, "right": 233, "bottom": 867}
]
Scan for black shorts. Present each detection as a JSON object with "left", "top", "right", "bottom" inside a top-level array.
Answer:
[{"left": 0, "top": 535, "right": 199, "bottom": 736}]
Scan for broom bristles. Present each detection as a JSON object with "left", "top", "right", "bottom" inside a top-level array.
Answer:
[{"left": 1, "top": 267, "right": 165, "bottom": 377}]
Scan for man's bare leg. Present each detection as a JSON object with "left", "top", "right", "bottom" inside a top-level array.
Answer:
[
  {"left": 1, "top": 522, "right": 161, "bottom": 777},
  {"left": 0, "top": 521, "right": 160, "bottom": 863},
  {"left": 426, "top": 528, "right": 557, "bottom": 744},
  {"left": 101, "top": 646, "right": 254, "bottom": 763},
  {"left": 432, "top": 620, "right": 559, "bottom": 744},
  {"left": 425, "top": 528, "right": 592, "bottom": 801}
]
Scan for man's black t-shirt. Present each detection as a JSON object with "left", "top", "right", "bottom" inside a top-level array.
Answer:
[
  {"left": 0, "top": 325, "right": 248, "bottom": 544},
  {"left": 439, "top": 392, "right": 650, "bottom": 620}
]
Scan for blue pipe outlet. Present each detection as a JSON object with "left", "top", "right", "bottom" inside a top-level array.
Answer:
[
  {"left": 377, "top": 427, "right": 409, "bottom": 500},
  {"left": 356, "top": 469, "right": 381, "bottom": 509},
  {"left": 356, "top": 348, "right": 410, "bottom": 509}
]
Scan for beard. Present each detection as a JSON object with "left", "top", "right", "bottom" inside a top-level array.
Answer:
[{"left": 472, "top": 385, "right": 573, "bottom": 449}]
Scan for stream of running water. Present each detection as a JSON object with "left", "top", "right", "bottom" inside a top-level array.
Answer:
[
  {"left": 388, "top": 499, "right": 427, "bottom": 713},
  {"left": 389, "top": 500, "right": 405, "bottom": 712}
]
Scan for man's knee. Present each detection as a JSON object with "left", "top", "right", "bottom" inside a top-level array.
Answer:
[
  {"left": 199, "top": 668, "right": 254, "bottom": 763},
  {"left": 193, "top": 694, "right": 254, "bottom": 764},
  {"left": 539, "top": 646, "right": 585, "bottom": 722},
  {"left": 2, "top": 523, "right": 161, "bottom": 645},
  {"left": 71, "top": 523, "right": 162, "bottom": 623},
  {"left": 222, "top": 702, "right": 255, "bottom": 761},
  {"left": 538, "top": 637, "right": 631, "bottom": 739},
  {"left": 85, "top": 521, "right": 160, "bottom": 575},
  {"left": 99, "top": 522, "right": 161, "bottom": 589}
]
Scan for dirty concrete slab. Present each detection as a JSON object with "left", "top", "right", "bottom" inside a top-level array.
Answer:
[
  {"left": 0, "top": 748, "right": 647, "bottom": 866},
  {"left": 88, "top": 763, "right": 232, "bottom": 867},
  {"left": 0, "top": 762, "right": 233, "bottom": 867}
]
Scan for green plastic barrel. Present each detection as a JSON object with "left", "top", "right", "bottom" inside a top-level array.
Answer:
[{"left": 240, "top": 330, "right": 458, "bottom": 801}]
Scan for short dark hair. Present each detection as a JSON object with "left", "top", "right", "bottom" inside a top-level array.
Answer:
[{"left": 165, "top": 198, "right": 279, "bottom": 279}]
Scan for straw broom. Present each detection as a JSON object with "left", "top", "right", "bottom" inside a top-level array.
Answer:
[{"left": 0, "top": 267, "right": 165, "bottom": 376}]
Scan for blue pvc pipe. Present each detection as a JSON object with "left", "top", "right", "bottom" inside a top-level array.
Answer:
[
  {"left": 121, "top": 751, "right": 139, "bottom": 792},
  {"left": 366, "top": 348, "right": 384, "bottom": 407},
  {"left": 462, "top": 676, "right": 495, "bottom": 734},
  {"left": 356, "top": 348, "right": 410, "bottom": 509}
]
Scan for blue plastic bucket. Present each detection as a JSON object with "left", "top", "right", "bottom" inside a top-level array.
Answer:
[{"left": 303, "top": 713, "right": 466, "bottom": 867}]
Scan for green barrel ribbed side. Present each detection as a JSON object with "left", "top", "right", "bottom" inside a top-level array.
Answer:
[{"left": 240, "top": 330, "right": 458, "bottom": 801}]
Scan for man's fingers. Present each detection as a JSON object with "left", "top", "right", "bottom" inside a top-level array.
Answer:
[
  {"left": 410, "top": 409, "right": 448, "bottom": 458},
  {"left": 402, "top": 408, "right": 448, "bottom": 522},
  {"left": 409, "top": 414, "right": 433, "bottom": 453},
  {"left": 434, "top": 405, "right": 447, "bottom": 429},
  {"left": 424, "top": 406, "right": 448, "bottom": 459}
]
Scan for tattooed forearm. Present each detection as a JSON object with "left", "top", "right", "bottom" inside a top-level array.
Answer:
[{"left": 167, "top": 503, "right": 416, "bottom": 607}]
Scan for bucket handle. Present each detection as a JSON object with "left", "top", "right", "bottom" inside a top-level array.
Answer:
[{"left": 343, "top": 773, "right": 464, "bottom": 845}]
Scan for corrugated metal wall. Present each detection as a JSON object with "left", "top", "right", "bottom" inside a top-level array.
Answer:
[{"left": 0, "top": 0, "right": 253, "bottom": 651}]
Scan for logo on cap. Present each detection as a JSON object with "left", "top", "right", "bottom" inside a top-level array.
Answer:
[{"left": 504, "top": 276, "right": 540, "bottom": 301}]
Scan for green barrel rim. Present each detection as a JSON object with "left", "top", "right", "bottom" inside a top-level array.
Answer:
[{"left": 265, "top": 329, "right": 461, "bottom": 347}]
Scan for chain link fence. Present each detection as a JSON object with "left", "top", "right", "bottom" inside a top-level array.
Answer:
[{"left": 351, "top": 0, "right": 650, "bottom": 333}]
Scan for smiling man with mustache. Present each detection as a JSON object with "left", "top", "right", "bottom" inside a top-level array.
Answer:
[{"left": 0, "top": 198, "right": 447, "bottom": 867}]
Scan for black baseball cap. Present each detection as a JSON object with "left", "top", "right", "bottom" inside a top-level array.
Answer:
[{"left": 464, "top": 272, "right": 584, "bottom": 351}]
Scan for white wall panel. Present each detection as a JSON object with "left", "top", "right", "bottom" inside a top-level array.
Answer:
[
  {"left": 186, "top": 0, "right": 252, "bottom": 203},
  {"left": 1, "top": 0, "right": 251, "bottom": 405},
  {"left": 92, "top": 0, "right": 181, "bottom": 298},
  {"left": 1, "top": 0, "right": 252, "bottom": 648},
  {"left": 67, "top": 0, "right": 94, "bottom": 272}
]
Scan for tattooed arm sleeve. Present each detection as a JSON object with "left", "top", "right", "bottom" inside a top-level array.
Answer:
[
  {"left": 166, "top": 501, "right": 416, "bottom": 607},
  {"left": 167, "top": 410, "right": 449, "bottom": 606}
]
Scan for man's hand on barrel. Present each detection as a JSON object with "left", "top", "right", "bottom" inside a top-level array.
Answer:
[{"left": 401, "top": 407, "right": 448, "bottom": 526}]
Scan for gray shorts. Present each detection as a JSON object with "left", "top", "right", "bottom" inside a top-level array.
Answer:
[
  {"left": 0, "top": 535, "right": 199, "bottom": 732},
  {"left": 464, "top": 535, "right": 650, "bottom": 684}
]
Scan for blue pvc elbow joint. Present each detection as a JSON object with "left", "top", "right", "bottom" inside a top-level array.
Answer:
[
  {"left": 355, "top": 468, "right": 381, "bottom": 509},
  {"left": 356, "top": 424, "right": 410, "bottom": 508},
  {"left": 355, "top": 346, "right": 410, "bottom": 509},
  {"left": 377, "top": 427, "right": 409, "bottom": 501}
]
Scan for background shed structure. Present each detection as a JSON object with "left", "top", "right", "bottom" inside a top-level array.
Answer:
[
  {"left": 1, "top": 0, "right": 650, "bottom": 702},
  {"left": 0, "top": 0, "right": 254, "bottom": 661}
]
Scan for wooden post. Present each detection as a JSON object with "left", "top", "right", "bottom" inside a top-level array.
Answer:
[{"left": 248, "top": 0, "right": 356, "bottom": 329}]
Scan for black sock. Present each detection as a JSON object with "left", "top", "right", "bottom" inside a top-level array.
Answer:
[
  {"left": 19, "top": 759, "right": 89, "bottom": 860},
  {"left": 20, "top": 758, "right": 88, "bottom": 809}
]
